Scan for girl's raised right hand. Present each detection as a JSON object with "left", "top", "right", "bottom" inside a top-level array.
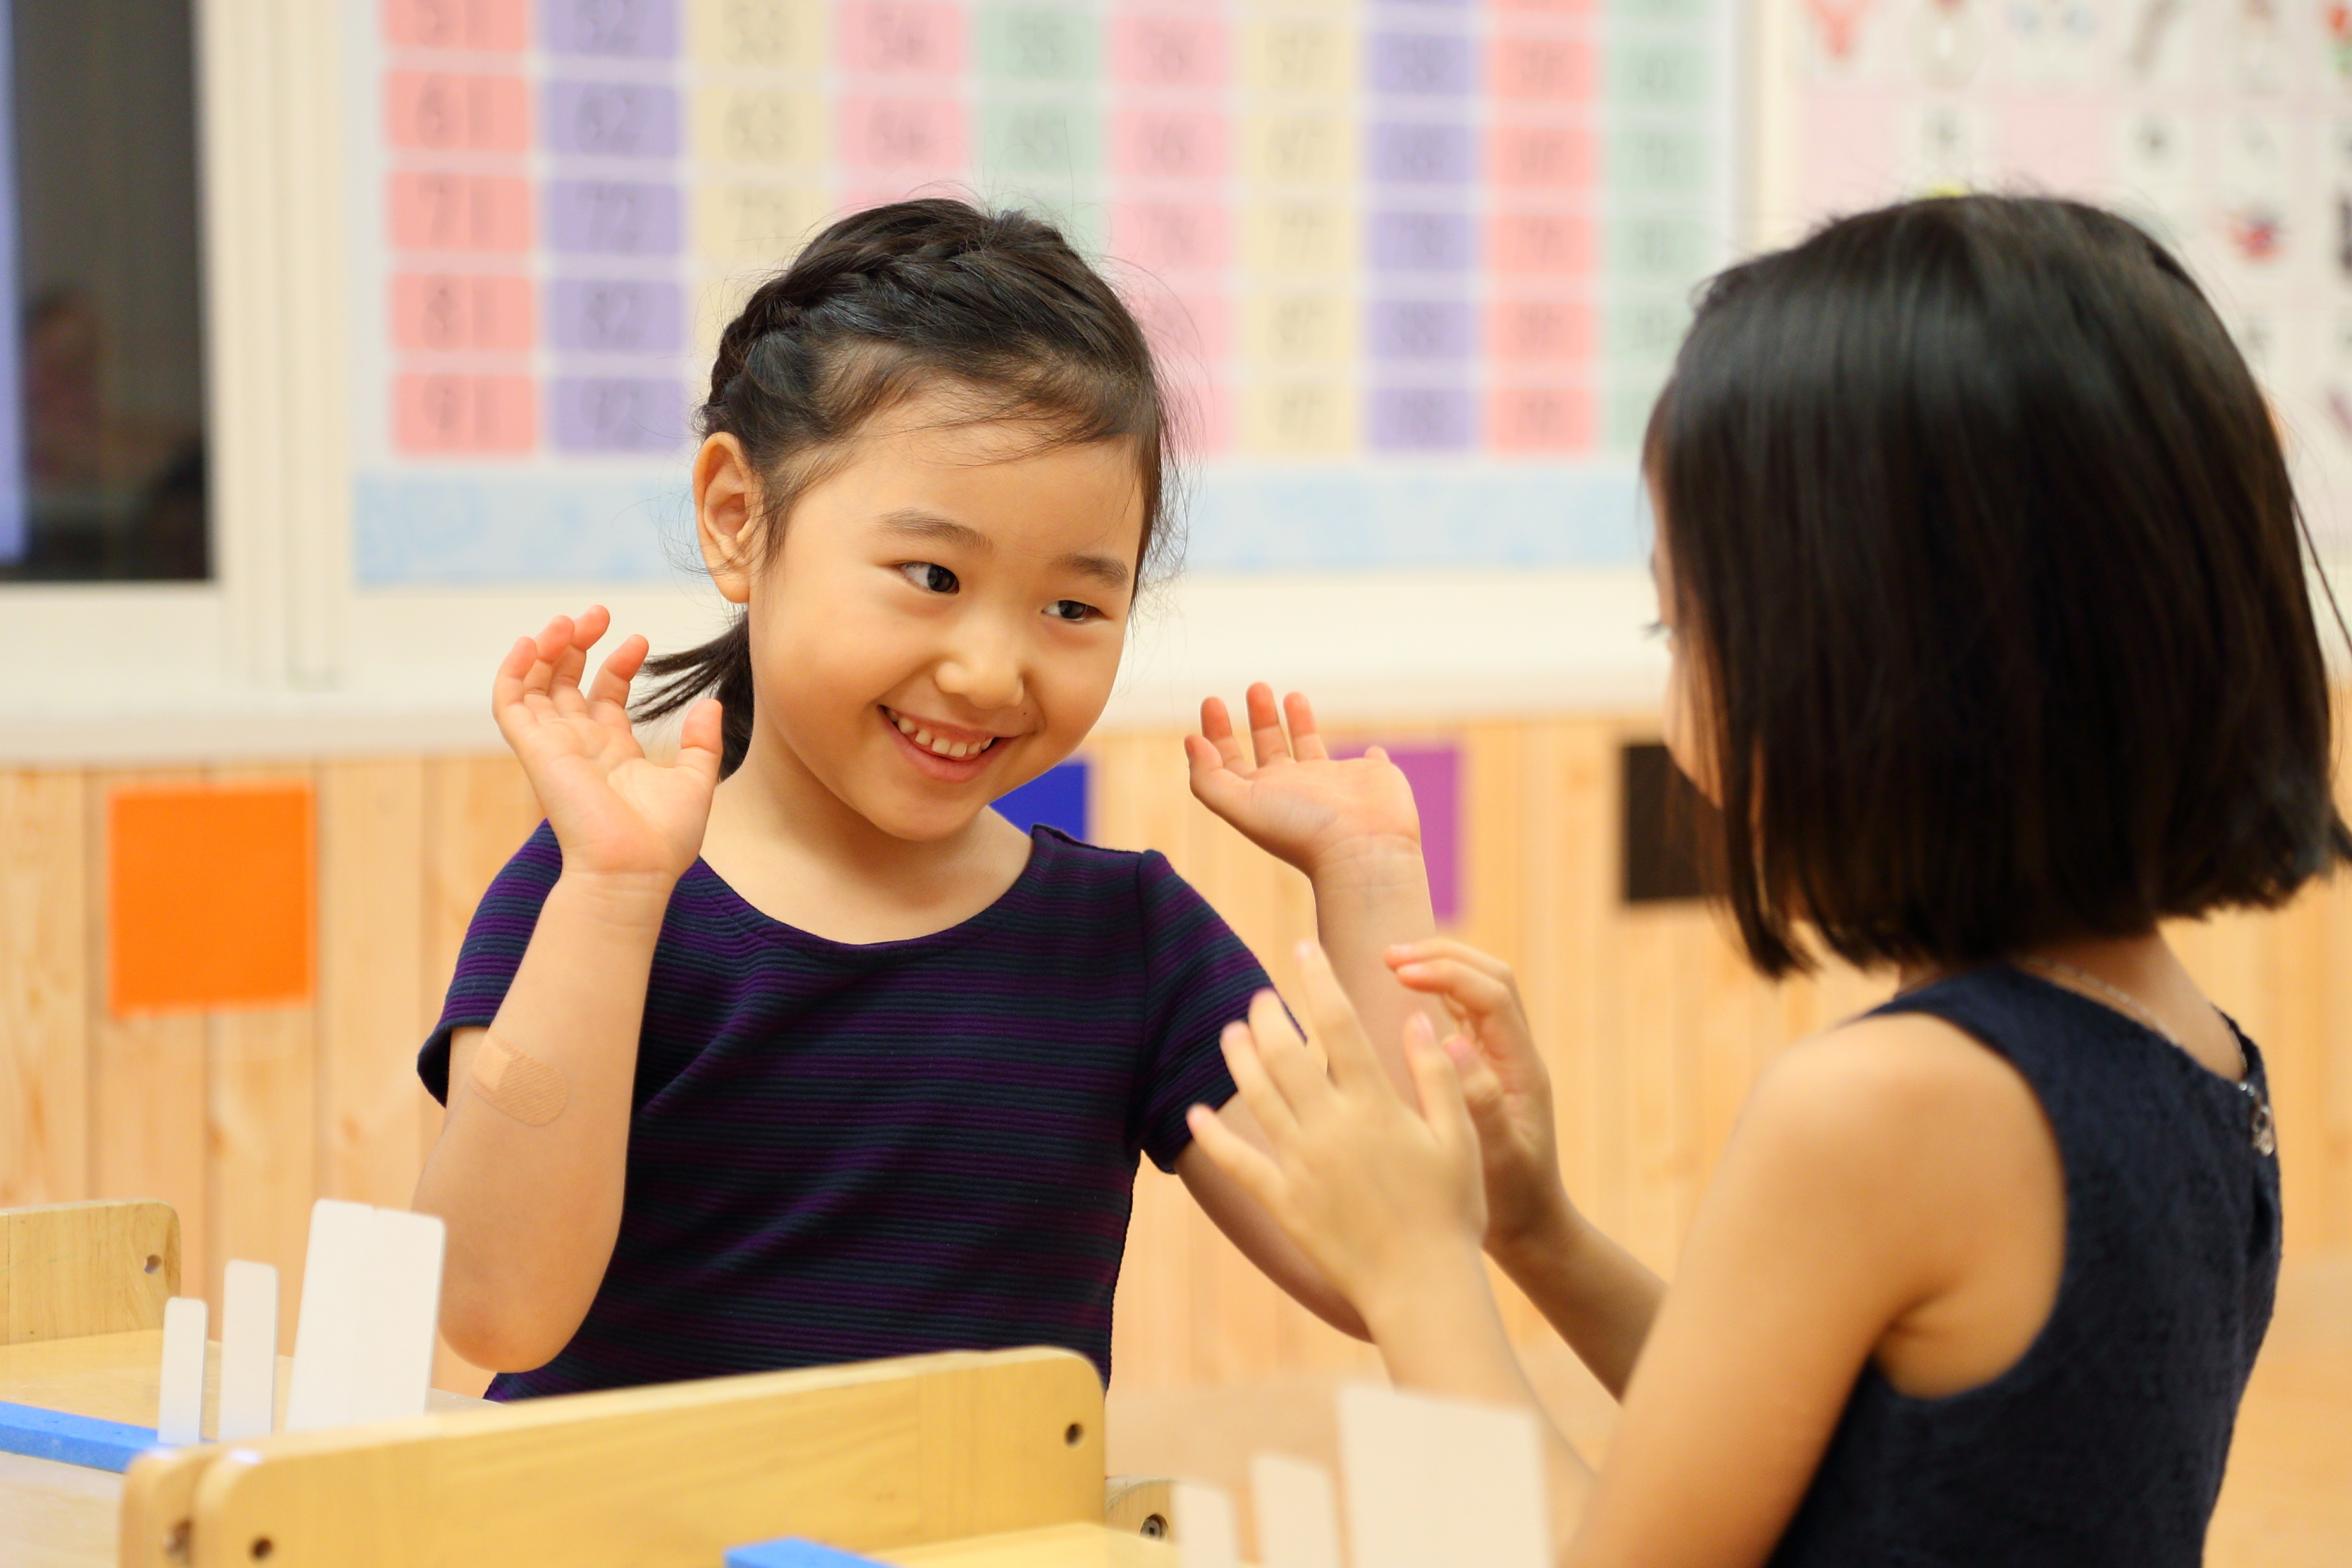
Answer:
[
  {"left": 1385, "top": 939, "right": 1573, "bottom": 1257},
  {"left": 493, "top": 607, "right": 725, "bottom": 887}
]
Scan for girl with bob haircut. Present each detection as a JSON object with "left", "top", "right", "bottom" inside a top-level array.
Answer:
[
  {"left": 1187, "top": 195, "right": 2347, "bottom": 1565},
  {"left": 411, "top": 200, "right": 1442, "bottom": 1395}
]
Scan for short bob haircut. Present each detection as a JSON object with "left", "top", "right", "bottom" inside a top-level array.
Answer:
[{"left": 1647, "top": 195, "right": 2350, "bottom": 978}]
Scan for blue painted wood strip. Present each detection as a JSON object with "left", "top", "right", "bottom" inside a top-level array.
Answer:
[
  {"left": 0, "top": 1399, "right": 164, "bottom": 1472},
  {"left": 724, "top": 1540, "right": 888, "bottom": 1568}
]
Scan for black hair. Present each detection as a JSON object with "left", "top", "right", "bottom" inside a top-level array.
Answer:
[
  {"left": 635, "top": 198, "right": 1177, "bottom": 775},
  {"left": 1647, "top": 194, "right": 2350, "bottom": 978}
]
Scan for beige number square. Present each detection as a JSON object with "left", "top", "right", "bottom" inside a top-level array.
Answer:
[
  {"left": 1243, "top": 381, "right": 1358, "bottom": 456},
  {"left": 691, "top": 0, "right": 825, "bottom": 69}
]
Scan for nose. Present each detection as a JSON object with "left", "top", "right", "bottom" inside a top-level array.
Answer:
[{"left": 933, "top": 611, "right": 1027, "bottom": 713}]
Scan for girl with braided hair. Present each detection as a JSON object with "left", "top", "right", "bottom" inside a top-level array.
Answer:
[{"left": 410, "top": 199, "right": 1445, "bottom": 1398}]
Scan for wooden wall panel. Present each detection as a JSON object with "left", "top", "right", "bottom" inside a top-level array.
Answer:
[
  {"left": 7, "top": 710, "right": 2349, "bottom": 1402},
  {"left": 0, "top": 773, "right": 87, "bottom": 1208},
  {"left": 84, "top": 770, "right": 211, "bottom": 1298}
]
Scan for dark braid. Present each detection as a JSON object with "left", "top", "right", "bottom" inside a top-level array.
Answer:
[{"left": 637, "top": 199, "right": 1177, "bottom": 777}]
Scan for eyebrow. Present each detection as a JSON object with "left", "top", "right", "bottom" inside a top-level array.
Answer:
[{"left": 877, "top": 507, "right": 1133, "bottom": 593}]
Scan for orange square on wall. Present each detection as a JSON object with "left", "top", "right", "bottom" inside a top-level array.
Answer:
[{"left": 109, "top": 785, "right": 315, "bottom": 1014}]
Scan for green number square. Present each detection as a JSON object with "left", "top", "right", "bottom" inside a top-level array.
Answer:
[
  {"left": 1604, "top": 295, "right": 1693, "bottom": 363},
  {"left": 977, "top": 5, "right": 1100, "bottom": 84},
  {"left": 1609, "top": 41, "right": 1711, "bottom": 109},
  {"left": 1606, "top": 213, "right": 1716, "bottom": 285},
  {"left": 1606, "top": 367, "right": 1673, "bottom": 450},
  {"left": 1606, "top": 120, "right": 1711, "bottom": 199},
  {"left": 978, "top": 100, "right": 1104, "bottom": 181},
  {"left": 1609, "top": 0, "right": 1716, "bottom": 25}
]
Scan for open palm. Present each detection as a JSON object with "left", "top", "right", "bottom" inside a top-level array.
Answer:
[
  {"left": 1186, "top": 684, "right": 1422, "bottom": 877},
  {"left": 493, "top": 606, "right": 724, "bottom": 885}
]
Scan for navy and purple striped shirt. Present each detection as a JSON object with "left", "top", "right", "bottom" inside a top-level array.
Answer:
[{"left": 420, "top": 822, "right": 1265, "bottom": 1399}]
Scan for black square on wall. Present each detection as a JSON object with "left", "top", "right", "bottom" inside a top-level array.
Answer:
[{"left": 1622, "top": 742, "right": 1720, "bottom": 905}]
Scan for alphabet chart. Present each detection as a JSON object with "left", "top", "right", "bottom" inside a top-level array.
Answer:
[
  {"left": 347, "top": 0, "right": 1739, "bottom": 583},
  {"left": 1788, "top": 0, "right": 2352, "bottom": 546}
]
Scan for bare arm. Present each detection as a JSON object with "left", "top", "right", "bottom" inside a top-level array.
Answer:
[{"left": 412, "top": 608, "right": 723, "bottom": 1371}]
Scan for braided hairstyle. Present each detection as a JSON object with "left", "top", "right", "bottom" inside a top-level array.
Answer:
[{"left": 636, "top": 199, "right": 1177, "bottom": 776}]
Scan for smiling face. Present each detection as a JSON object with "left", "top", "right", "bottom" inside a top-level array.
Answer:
[{"left": 697, "top": 392, "right": 1146, "bottom": 843}]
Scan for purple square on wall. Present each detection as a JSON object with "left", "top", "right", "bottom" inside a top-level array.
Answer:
[
  {"left": 551, "top": 376, "right": 685, "bottom": 452},
  {"left": 1367, "top": 299, "right": 1474, "bottom": 360},
  {"left": 543, "top": 0, "right": 678, "bottom": 58},
  {"left": 549, "top": 279, "right": 684, "bottom": 354},
  {"left": 1369, "top": 386, "right": 1476, "bottom": 450},
  {"left": 1370, "top": 32, "right": 1475, "bottom": 96},
  {"left": 546, "top": 81, "right": 681, "bottom": 159},
  {"left": 1339, "top": 743, "right": 1461, "bottom": 924},
  {"left": 1368, "top": 209, "right": 1474, "bottom": 273},
  {"left": 1369, "top": 121, "right": 1475, "bottom": 185},
  {"left": 547, "top": 181, "right": 681, "bottom": 254}
]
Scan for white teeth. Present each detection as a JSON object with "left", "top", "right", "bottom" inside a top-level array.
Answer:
[
  {"left": 893, "top": 713, "right": 915, "bottom": 735},
  {"left": 931, "top": 737, "right": 958, "bottom": 756},
  {"left": 888, "top": 708, "right": 995, "bottom": 761}
]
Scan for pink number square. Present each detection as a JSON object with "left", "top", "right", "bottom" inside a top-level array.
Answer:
[
  {"left": 837, "top": 0, "right": 966, "bottom": 75},
  {"left": 1489, "top": 122, "right": 1593, "bottom": 191},
  {"left": 1489, "top": 34, "right": 1594, "bottom": 101},
  {"left": 392, "top": 273, "right": 535, "bottom": 352},
  {"left": 1488, "top": 210, "right": 1593, "bottom": 276},
  {"left": 1111, "top": 202, "right": 1232, "bottom": 273},
  {"left": 1110, "top": 12, "right": 1228, "bottom": 88},
  {"left": 1111, "top": 110, "right": 1229, "bottom": 184},
  {"left": 1492, "top": 0, "right": 1596, "bottom": 15},
  {"left": 1163, "top": 376, "right": 1233, "bottom": 457},
  {"left": 389, "top": 173, "right": 534, "bottom": 251},
  {"left": 1488, "top": 383, "right": 1594, "bottom": 453},
  {"left": 1126, "top": 287, "right": 1234, "bottom": 366},
  {"left": 393, "top": 373, "right": 537, "bottom": 453},
  {"left": 386, "top": 72, "right": 530, "bottom": 153},
  {"left": 383, "top": 0, "right": 529, "bottom": 49},
  {"left": 1487, "top": 297, "right": 1593, "bottom": 363},
  {"left": 836, "top": 95, "right": 967, "bottom": 171}
]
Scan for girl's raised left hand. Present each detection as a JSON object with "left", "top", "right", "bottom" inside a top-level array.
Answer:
[
  {"left": 1186, "top": 685, "right": 1422, "bottom": 880},
  {"left": 1186, "top": 943, "right": 1488, "bottom": 1324}
]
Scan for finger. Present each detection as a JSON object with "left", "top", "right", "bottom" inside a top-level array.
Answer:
[
  {"left": 1442, "top": 1032, "right": 1512, "bottom": 1137},
  {"left": 1185, "top": 1103, "right": 1287, "bottom": 1214},
  {"left": 1245, "top": 681, "right": 1293, "bottom": 769},
  {"left": 1186, "top": 734, "right": 1256, "bottom": 821},
  {"left": 1219, "top": 1020, "right": 1302, "bottom": 1146},
  {"left": 523, "top": 616, "right": 574, "bottom": 697},
  {"left": 587, "top": 634, "right": 649, "bottom": 716},
  {"left": 675, "top": 698, "right": 727, "bottom": 790},
  {"left": 550, "top": 617, "right": 599, "bottom": 715},
  {"left": 1293, "top": 942, "right": 1386, "bottom": 1094},
  {"left": 1406, "top": 1026, "right": 1479, "bottom": 1163},
  {"left": 1198, "top": 696, "right": 1250, "bottom": 772},
  {"left": 1386, "top": 938, "right": 1518, "bottom": 984},
  {"left": 573, "top": 604, "right": 612, "bottom": 649},
  {"left": 491, "top": 636, "right": 542, "bottom": 742},
  {"left": 1283, "top": 691, "right": 1330, "bottom": 762},
  {"left": 1248, "top": 987, "right": 1334, "bottom": 1115},
  {"left": 1389, "top": 958, "right": 1519, "bottom": 1027}
]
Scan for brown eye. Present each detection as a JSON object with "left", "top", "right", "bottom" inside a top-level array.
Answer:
[
  {"left": 1046, "top": 599, "right": 1099, "bottom": 622},
  {"left": 900, "top": 562, "right": 958, "bottom": 594}
]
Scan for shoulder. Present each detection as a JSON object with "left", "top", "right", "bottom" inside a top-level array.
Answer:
[
  {"left": 1734, "top": 1008, "right": 2053, "bottom": 1217},
  {"left": 1022, "top": 828, "right": 1194, "bottom": 907}
]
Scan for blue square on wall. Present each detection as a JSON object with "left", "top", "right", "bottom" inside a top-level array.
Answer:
[
  {"left": 724, "top": 1540, "right": 887, "bottom": 1568},
  {"left": 993, "top": 760, "right": 1088, "bottom": 841}
]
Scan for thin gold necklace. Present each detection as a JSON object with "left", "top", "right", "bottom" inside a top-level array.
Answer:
[{"left": 2018, "top": 957, "right": 2275, "bottom": 1157}]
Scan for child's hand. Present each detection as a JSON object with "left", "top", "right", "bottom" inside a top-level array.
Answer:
[
  {"left": 493, "top": 607, "right": 724, "bottom": 890},
  {"left": 1185, "top": 684, "right": 1421, "bottom": 880},
  {"left": 1185, "top": 944, "right": 1487, "bottom": 1324},
  {"left": 1387, "top": 940, "right": 1574, "bottom": 1258}
]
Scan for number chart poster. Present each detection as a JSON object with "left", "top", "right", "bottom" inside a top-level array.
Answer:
[
  {"left": 1792, "top": 0, "right": 2352, "bottom": 547},
  {"left": 348, "top": 0, "right": 1738, "bottom": 586}
]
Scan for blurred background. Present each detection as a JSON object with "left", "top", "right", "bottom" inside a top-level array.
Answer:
[{"left": 0, "top": 3, "right": 2346, "bottom": 1561}]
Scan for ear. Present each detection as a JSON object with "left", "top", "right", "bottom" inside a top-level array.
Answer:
[{"left": 693, "top": 434, "right": 763, "bottom": 605}]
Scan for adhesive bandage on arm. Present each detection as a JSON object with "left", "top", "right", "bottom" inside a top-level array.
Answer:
[{"left": 468, "top": 1032, "right": 570, "bottom": 1126}]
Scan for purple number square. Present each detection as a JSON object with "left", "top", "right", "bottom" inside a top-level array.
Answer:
[
  {"left": 1336, "top": 743, "right": 1461, "bottom": 922},
  {"left": 1370, "top": 32, "right": 1474, "bottom": 96},
  {"left": 1367, "top": 299, "right": 1474, "bottom": 360},
  {"left": 547, "top": 181, "right": 681, "bottom": 253},
  {"left": 1369, "top": 385, "right": 1476, "bottom": 451},
  {"left": 1369, "top": 121, "right": 1475, "bottom": 185},
  {"left": 551, "top": 376, "right": 686, "bottom": 452},
  {"left": 547, "top": 81, "right": 680, "bottom": 158},
  {"left": 542, "top": 0, "right": 677, "bottom": 57},
  {"left": 550, "top": 279, "right": 684, "bottom": 353},
  {"left": 1368, "top": 209, "right": 1474, "bottom": 273}
]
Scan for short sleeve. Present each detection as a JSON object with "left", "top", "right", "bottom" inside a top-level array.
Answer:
[
  {"left": 1131, "top": 849, "right": 1273, "bottom": 1173},
  {"left": 417, "top": 821, "right": 562, "bottom": 1103}
]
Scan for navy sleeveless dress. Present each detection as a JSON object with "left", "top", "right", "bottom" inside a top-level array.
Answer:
[{"left": 1768, "top": 965, "right": 2281, "bottom": 1567}]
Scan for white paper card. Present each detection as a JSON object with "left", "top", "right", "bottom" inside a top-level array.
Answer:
[
  {"left": 1338, "top": 1383, "right": 1550, "bottom": 1568},
  {"left": 1251, "top": 1453, "right": 1343, "bottom": 1568},
  {"left": 217, "top": 1260, "right": 280, "bottom": 1441},
  {"left": 284, "top": 1199, "right": 446, "bottom": 1433},
  {"left": 155, "top": 1296, "right": 207, "bottom": 1445},
  {"left": 1173, "top": 1480, "right": 1240, "bottom": 1568}
]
